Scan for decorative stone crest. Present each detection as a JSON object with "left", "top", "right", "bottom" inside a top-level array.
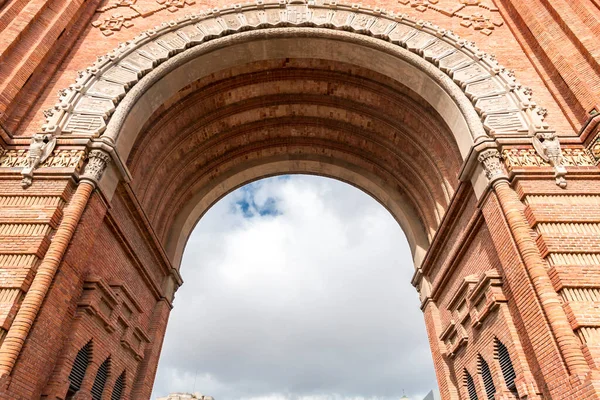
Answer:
[
  {"left": 478, "top": 149, "right": 506, "bottom": 182},
  {"left": 532, "top": 132, "right": 567, "bottom": 188},
  {"left": 21, "top": 134, "right": 56, "bottom": 188},
  {"left": 80, "top": 150, "right": 112, "bottom": 185}
]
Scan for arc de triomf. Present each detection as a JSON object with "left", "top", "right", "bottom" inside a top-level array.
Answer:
[{"left": 1, "top": 0, "right": 600, "bottom": 398}]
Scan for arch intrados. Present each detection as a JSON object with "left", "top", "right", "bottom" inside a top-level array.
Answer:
[
  {"left": 168, "top": 156, "right": 430, "bottom": 271},
  {"left": 156, "top": 137, "right": 441, "bottom": 247},
  {"left": 136, "top": 108, "right": 456, "bottom": 220},
  {"left": 129, "top": 68, "right": 460, "bottom": 204}
]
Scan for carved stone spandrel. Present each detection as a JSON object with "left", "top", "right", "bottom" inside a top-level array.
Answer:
[
  {"left": 62, "top": 114, "right": 107, "bottom": 136},
  {"left": 73, "top": 96, "right": 116, "bottom": 118},
  {"left": 465, "top": 77, "right": 506, "bottom": 101},
  {"left": 87, "top": 80, "right": 127, "bottom": 101},
  {"left": 157, "top": 31, "right": 189, "bottom": 53},
  {"left": 177, "top": 24, "right": 207, "bottom": 44},
  {"left": 310, "top": 8, "right": 333, "bottom": 26},
  {"left": 475, "top": 94, "right": 518, "bottom": 117},
  {"left": 286, "top": 4, "right": 311, "bottom": 25},
  {"left": 350, "top": 13, "right": 377, "bottom": 32},
  {"left": 102, "top": 66, "right": 140, "bottom": 87},
  {"left": 438, "top": 51, "right": 473, "bottom": 74},
  {"left": 330, "top": 10, "right": 354, "bottom": 29},
  {"left": 452, "top": 63, "right": 490, "bottom": 87},
  {"left": 422, "top": 39, "right": 456, "bottom": 63},
  {"left": 138, "top": 41, "right": 170, "bottom": 62},
  {"left": 387, "top": 24, "right": 416, "bottom": 45},
  {"left": 369, "top": 18, "right": 396, "bottom": 37},
  {"left": 198, "top": 18, "right": 225, "bottom": 36},
  {"left": 405, "top": 31, "right": 436, "bottom": 54},
  {"left": 483, "top": 112, "right": 528, "bottom": 135},
  {"left": 119, "top": 53, "right": 156, "bottom": 74}
]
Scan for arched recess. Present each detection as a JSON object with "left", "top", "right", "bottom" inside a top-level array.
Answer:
[{"left": 36, "top": 1, "right": 554, "bottom": 269}]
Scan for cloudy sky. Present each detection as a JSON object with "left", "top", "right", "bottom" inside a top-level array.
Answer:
[{"left": 151, "top": 175, "right": 437, "bottom": 400}]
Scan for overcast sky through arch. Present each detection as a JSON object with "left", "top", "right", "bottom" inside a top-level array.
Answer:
[{"left": 151, "top": 175, "right": 437, "bottom": 400}]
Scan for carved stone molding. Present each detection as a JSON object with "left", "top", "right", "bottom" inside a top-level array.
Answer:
[
  {"left": 32, "top": 1, "right": 566, "bottom": 187},
  {"left": 42, "top": 0, "right": 552, "bottom": 142},
  {"left": 80, "top": 150, "right": 112, "bottom": 186},
  {"left": 94, "top": 0, "right": 503, "bottom": 37}
]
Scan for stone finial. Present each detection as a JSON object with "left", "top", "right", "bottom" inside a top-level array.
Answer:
[
  {"left": 21, "top": 133, "right": 56, "bottom": 188},
  {"left": 532, "top": 132, "right": 567, "bottom": 188},
  {"left": 478, "top": 148, "right": 506, "bottom": 182},
  {"left": 80, "top": 149, "right": 111, "bottom": 186}
]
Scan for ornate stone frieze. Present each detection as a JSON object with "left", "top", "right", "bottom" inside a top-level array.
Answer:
[
  {"left": 46, "top": 1, "right": 552, "bottom": 140},
  {"left": 0, "top": 149, "right": 86, "bottom": 169},
  {"left": 80, "top": 150, "right": 112, "bottom": 185},
  {"left": 503, "top": 148, "right": 595, "bottom": 169}
]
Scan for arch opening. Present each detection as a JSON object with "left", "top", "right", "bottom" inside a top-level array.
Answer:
[{"left": 152, "top": 174, "right": 439, "bottom": 399}]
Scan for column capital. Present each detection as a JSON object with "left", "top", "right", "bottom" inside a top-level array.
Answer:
[
  {"left": 478, "top": 148, "right": 508, "bottom": 184},
  {"left": 80, "top": 149, "right": 111, "bottom": 187}
]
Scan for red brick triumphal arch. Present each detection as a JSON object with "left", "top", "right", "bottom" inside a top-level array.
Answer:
[{"left": 1, "top": 0, "right": 600, "bottom": 399}]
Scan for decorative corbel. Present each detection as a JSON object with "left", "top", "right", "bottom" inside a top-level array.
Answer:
[
  {"left": 532, "top": 131, "right": 567, "bottom": 188},
  {"left": 21, "top": 133, "right": 56, "bottom": 188}
]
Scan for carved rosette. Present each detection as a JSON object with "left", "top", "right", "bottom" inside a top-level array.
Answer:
[
  {"left": 478, "top": 149, "right": 507, "bottom": 183},
  {"left": 80, "top": 150, "right": 111, "bottom": 186}
]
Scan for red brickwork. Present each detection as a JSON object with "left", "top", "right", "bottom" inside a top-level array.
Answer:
[{"left": 0, "top": 1, "right": 600, "bottom": 399}]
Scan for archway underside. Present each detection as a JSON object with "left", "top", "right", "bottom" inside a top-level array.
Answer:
[{"left": 125, "top": 58, "right": 463, "bottom": 268}]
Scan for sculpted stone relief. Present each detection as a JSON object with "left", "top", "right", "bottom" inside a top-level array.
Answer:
[
  {"left": 93, "top": 0, "right": 196, "bottom": 36},
  {"left": 0, "top": 149, "right": 85, "bottom": 168},
  {"left": 398, "top": 0, "right": 502, "bottom": 36},
  {"left": 502, "top": 148, "right": 595, "bottom": 169},
  {"left": 19, "top": 1, "right": 577, "bottom": 186},
  {"left": 93, "top": 0, "right": 503, "bottom": 36}
]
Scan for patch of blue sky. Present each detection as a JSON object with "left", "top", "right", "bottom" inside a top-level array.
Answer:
[{"left": 231, "top": 176, "right": 289, "bottom": 218}]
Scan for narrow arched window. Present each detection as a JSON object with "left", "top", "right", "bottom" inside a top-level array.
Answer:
[
  {"left": 496, "top": 339, "right": 517, "bottom": 391},
  {"left": 479, "top": 355, "right": 496, "bottom": 400},
  {"left": 464, "top": 369, "right": 479, "bottom": 400},
  {"left": 91, "top": 357, "right": 111, "bottom": 400},
  {"left": 111, "top": 370, "right": 125, "bottom": 400},
  {"left": 66, "top": 341, "right": 92, "bottom": 399}
]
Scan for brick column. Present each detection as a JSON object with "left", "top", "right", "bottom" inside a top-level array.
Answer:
[
  {"left": 0, "top": 150, "right": 111, "bottom": 377},
  {"left": 478, "top": 149, "right": 588, "bottom": 376}
]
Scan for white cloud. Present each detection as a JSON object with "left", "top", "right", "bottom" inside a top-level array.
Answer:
[{"left": 152, "top": 176, "right": 437, "bottom": 400}]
